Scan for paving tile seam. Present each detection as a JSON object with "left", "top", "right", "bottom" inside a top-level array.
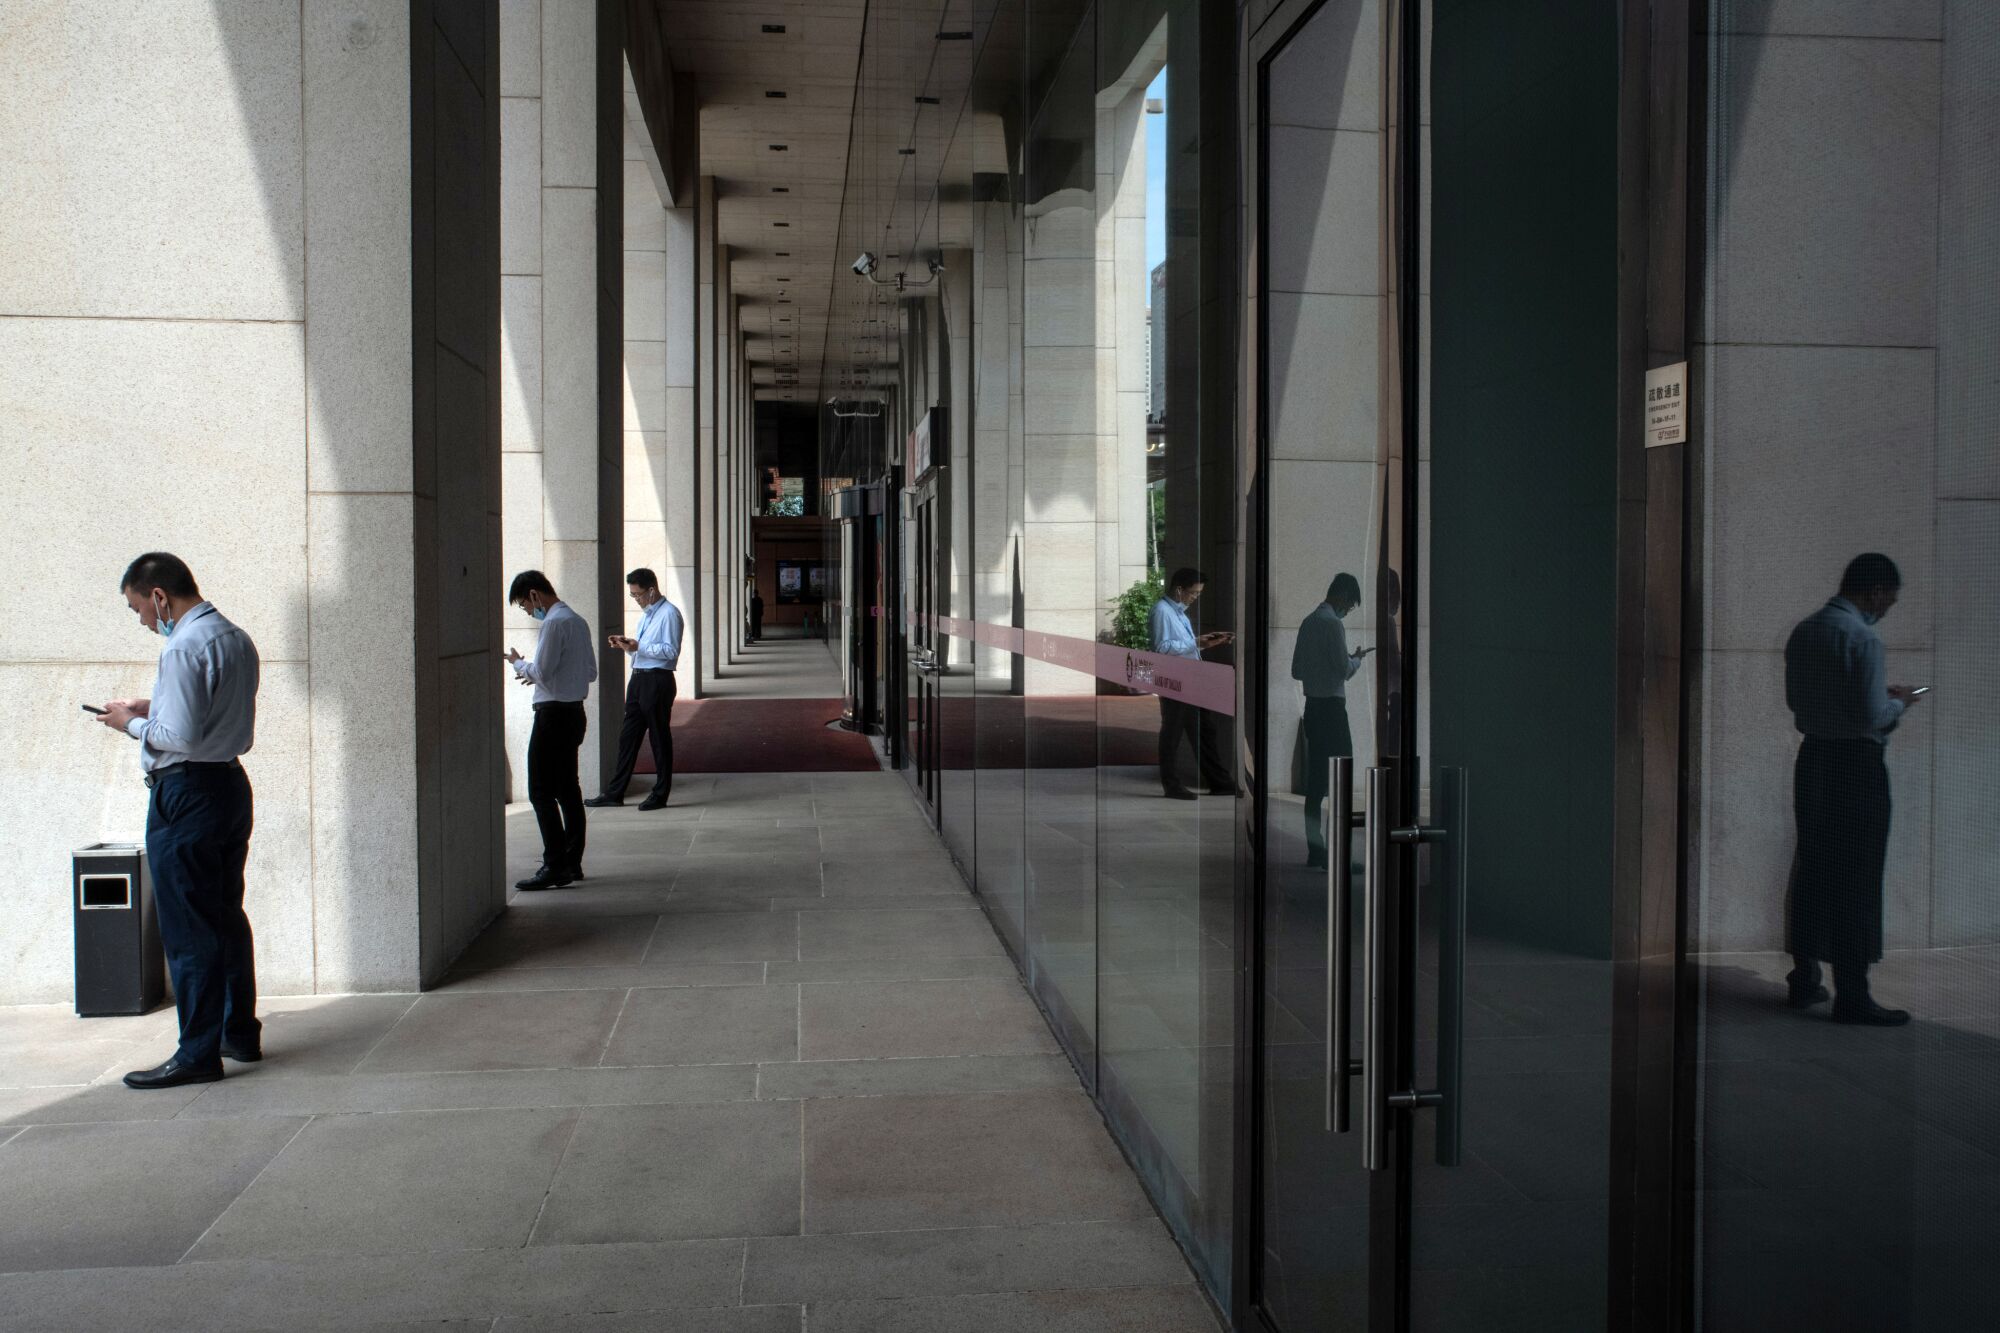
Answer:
[
  {"left": 593, "top": 989, "right": 638, "bottom": 1067},
  {"left": 171, "top": 1114, "right": 315, "bottom": 1266},
  {"left": 343, "top": 996, "right": 424, "bottom": 1075},
  {"left": 521, "top": 1112, "right": 588, "bottom": 1248}
]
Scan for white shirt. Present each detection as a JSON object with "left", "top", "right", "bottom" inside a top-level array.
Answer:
[{"left": 512, "top": 601, "right": 597, "bottom": 704}]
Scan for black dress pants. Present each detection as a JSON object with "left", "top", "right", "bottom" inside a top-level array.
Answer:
[
  {"left": 1302, "top": 696, "right": 1355, "bottom": 860},
  {"left": 146, "top": 762, "right": 259, "bottom": 1067},
  {"left": 1159, "top": 697, "right": 1233, "bottom": 794},
  {"left": 528, "top": 701, "right": 588, "bottom": 872},
  {"left": 1787, "top": 737, "right": 1890, "bottom": 994},
  {"left": 605, "top": 668, "right": 675, "bottom": 801}
]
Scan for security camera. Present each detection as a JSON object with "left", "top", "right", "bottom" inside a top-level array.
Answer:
[{"left": 852, "top": 252, "right": 878, "bottom": 276}]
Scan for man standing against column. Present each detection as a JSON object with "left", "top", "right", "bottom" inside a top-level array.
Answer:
[
  {"left": 1783, "top": 552, "right": 1922, "bottom": 1025},
  {"left": 96, "top": 553, "right": 262, "bottom": 1089},
  {"left": 1292, "top": 573, "right": 1372, "bottom": 869},
  {"left": 587, "top": 568, "right": 683, "bottom": 811},
  {"left": 1151, "top": 567, "right": 1239, "bottom": 801},
  {"left": 506, "top": 571, "right": 596, "bottom": 890}
]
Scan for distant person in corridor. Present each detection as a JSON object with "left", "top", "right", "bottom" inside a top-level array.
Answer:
[
  {"left": 1293, "top": 573, "right": 1372, "bottom": 869},
  {"left": 1783, "top": 553, "right": 1923, "bottom": 1025},
  {"left": 749, "top": 588, "right": 765, "bottom": 643},
  {"left": 506, "top": 571, "right": 596, "bottom": 891},
  {"left": 1151, "top": 567, "right": 1239, "bottom": 801},
  {"left": 95, "top": 553, "right": 263, "bottom": 1089},
  {"left": 587, "top": 569, "right": 682, "bottom": 812}
]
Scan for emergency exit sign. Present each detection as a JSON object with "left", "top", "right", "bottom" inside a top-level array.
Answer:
[{"left": 1645, "top": 361, "right": 1687, "bottom": 447}]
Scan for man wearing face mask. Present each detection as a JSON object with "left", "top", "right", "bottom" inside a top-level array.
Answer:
[
  {"left": 1292, "top": 573, "right": 1372, "bottom": 870},
  {"left": 505, "top": 571, "right": 597, "bottom": 890},
  {"left": 94, "top": 553, "right": 262, "bottom": 1089},
  {"left": 1782, "top": 552, "right": 1923, "bottom": 1025}
]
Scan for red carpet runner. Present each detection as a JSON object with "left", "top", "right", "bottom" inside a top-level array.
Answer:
[{"left": 637, "top": 697, "right": 878, "bottom": 774}]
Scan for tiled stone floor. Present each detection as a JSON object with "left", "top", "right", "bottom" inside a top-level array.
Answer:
[
  {"left": 0, "top": 771, "right": 1219, "bottom": 1332},
  {"left": 701, "top": 629, "right": 845, "bottom": 699}
]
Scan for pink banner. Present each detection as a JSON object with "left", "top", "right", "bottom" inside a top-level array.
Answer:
[{"left": 909, "top": 610, "right": 1237, "bottom": 716}]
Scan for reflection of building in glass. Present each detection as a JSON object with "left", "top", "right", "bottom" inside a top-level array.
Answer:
[{"left": 1149, "top": 260, "right": 1167, "bottom": 423}]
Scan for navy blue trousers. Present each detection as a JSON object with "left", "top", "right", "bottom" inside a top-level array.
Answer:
[{"left": 146, "top": 763, "right": 259, "bottom": 1066}]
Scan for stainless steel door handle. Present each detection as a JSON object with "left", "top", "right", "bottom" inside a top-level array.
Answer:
[
  {"left": 1326, "top": 757, "right": 1356, "bottom": 1133},
  {"left": 1362, "top": 766, "right": 1393, "bottom": 1170}
]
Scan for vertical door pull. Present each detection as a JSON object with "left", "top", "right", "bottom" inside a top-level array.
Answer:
[
  {"left": 1326, "top": 758, "right": 1358, "bottom": 1132},
  {"left": 1362, "top": 767, "right": 1394, "bottom": 1170}
]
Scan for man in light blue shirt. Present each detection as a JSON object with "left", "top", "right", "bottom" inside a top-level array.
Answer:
[
  {"left": 1292, "top": 573, "right": 1372, "bottom": 869},
  {"left": 1150, "top": 567, "right": 1238, "bottom": 800},
  {"left": 94, "top": 553, "right": 263, "bottom": 1089},
  {"left": 1781, "top": 553, "right": 1923, "bottom": 1025},
  {"left": 505, "top": 570, "right": 597, "bottom": 890},
  {"left": 587, "top": 568, "right": 683, "bottom": 812}
]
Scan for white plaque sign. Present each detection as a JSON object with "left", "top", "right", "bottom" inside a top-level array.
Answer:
[{"left": 1644, "top": 361, "right": 1687, "bottom": 447}]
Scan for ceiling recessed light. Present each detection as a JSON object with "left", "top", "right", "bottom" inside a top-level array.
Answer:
[
  {"left": 773, "top": 222, "right": 790, "bottom": 227},
  {"left": 898, "top": 148, "right": 915, "bottom": 156},
  {"left": 765, "top": 89, "right": 787, "bottom": 98},
  {"left": 761, "top": 23, "right": 786, "bottom": 34},
  {"left": 771, "top": 186, "right": 789, "bottom": 193},
  {"left": 937, "top": 30, "right": 972, "bottom": 40},
  {"left": 775, "top": 251, "right": 790, "bottom": 257},
  {"left": 768, "top": 144, "right": 789, "bottom": 152},
  {"left": 916, "top": 95, "right": 940, "bottom": 105}
]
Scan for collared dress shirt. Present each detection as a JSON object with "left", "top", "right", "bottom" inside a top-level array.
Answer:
[
  {"left": 1784, "top": 595, "right": 1904, "bottom": 744},
  {"left": 631, "top": 597, "right": 685, "bottom": 671},
  {"left": 1150, "top": 596, "right": 1201, "bottom": 659},
  {"left": 1292, "top": 602, "right": 1364, "bottom": 698},
  {"left": 125, "top": 602, "right": 260, "bottom": 775},
  {"left": 513, "top": 600, "right": 597, "bottom": 704}
]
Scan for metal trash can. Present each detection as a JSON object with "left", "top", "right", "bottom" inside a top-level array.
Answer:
[{"left": 72, "top": 843, "right": 164, "bottom": 1017}]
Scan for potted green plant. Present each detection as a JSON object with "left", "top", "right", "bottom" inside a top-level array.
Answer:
[{"left": 1098, "top": 574, "right": 1164, "bottom": 694}]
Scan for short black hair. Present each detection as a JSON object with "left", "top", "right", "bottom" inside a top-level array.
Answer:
[
  {"left": 626, "top": 567, "right": 659, "bottom": 591},
  {"left": 1168, "top": 567, "right": 1207, "bottom": 594},
  {"left": 121, "top": 552, "right": 200, "bottom": 599},
  {"left": 508, "top": 570, "right": 556, "bottom": 604},
  {"left": 1839, "top": 553, "right": 1901, "bottom": 598},
  {"left": 1326, "top": 573, "right": 1361, "bottom": 606}
]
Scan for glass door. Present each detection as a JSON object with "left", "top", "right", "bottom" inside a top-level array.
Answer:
[
  {"left": 1251, "top": 1, "right": 1623, "bottom": 1328},
  {"left": 906, "top": 478, "right": 944, "bottom": 824}
]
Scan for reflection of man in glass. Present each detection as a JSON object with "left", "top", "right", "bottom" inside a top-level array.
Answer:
[
  {"left": 1150, "top": 567, "right": 1238, "bottom": 800},
  {"left": 1293, "top": 574, "right": 1371, "bottom": 869},
  {"left": 1783, "top": 553, "right": 1923, "bottom": 1025}
]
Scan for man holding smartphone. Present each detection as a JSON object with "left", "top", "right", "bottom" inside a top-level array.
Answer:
[
  {"left": 586, "top": 568, "right": 682, "bottom": 812},
  {"left": 93, "top": 553, "right": 262, "bottom": 1089},
  {"left": 505, "top": 571, "right": 597, "bottom": 890},
  {"left": 1782, "top": 552, "right": 1924, "bottom": 1025},
  {"left": 1151, "top": 567, "right": 1240, "bottom": 801},
  {"left": 1293, "top": 573, "right": 1372, "bottom": 869}
]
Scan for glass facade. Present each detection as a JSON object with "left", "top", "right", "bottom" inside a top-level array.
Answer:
[
  {"left": 817, "top": 0, "right": 1999, "bottom": 1325},
  {"left": 1690, "top": 4, "right": 2000, "bottom": 1328},
  {"left": 819, "top": 0, "right": 1238, "bottom": 1299}
]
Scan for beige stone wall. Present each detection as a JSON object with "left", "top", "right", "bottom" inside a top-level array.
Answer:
[
  {"left": 0, "top": 0, "right": 501, "bottom": 1001},
  {"left": 1696, "top": 0, "right": 2000, "bottom": 950}
]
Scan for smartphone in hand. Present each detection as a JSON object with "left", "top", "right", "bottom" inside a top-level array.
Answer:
[{"left": 81, "top": 704, "right": 107, "bottom": 715}]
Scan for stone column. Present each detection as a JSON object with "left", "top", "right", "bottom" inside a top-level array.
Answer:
[
  {"left": 696, "top": 180, "right": 718, "bottom": 695},
  {"left": 0, "top": 0, "right": 502, "bottom": 999}
]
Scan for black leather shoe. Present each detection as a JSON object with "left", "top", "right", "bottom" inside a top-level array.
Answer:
[
  {"left": 1163, "top": 788, "right": 1198, "bottom": 801},
  {"left": 1833, "top": 999, "right": 1911, "bottom": 1026},
  {"left": 637, "top": 794, "right": 669, "bottom": 811},
  {"left": 124, "top": 1056, "right": 224, "bottom": 1090},
  {"left": 1787, "top": 983, "right": 1830, "bottom": 1009},
  {"left": 1306, "top": 853, "right": 1328, "bottom": 871},
  {"left": 221, "top": 1042, "right": 263, "bottom": 1063},
  {"left": 584, "top": 795, "right": 623, "bottom": 808},
  {"left": 515, "top": 866, "right": 576, "bottom": 892},
  {"left": 1208, "top": 787, "right": 1244, "bottom": 798}
]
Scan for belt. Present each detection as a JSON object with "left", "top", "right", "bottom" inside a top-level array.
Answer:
[
  {"left": 532, "top": 700, "right": 587, "bottom": 712},
  {"left": 145, "top": 759, "right": 242, "bottom": 789}
]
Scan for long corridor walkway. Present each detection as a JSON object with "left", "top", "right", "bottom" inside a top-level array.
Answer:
[{"left": 0, "top": 773, "right": 1218, "bottom": 1331}]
